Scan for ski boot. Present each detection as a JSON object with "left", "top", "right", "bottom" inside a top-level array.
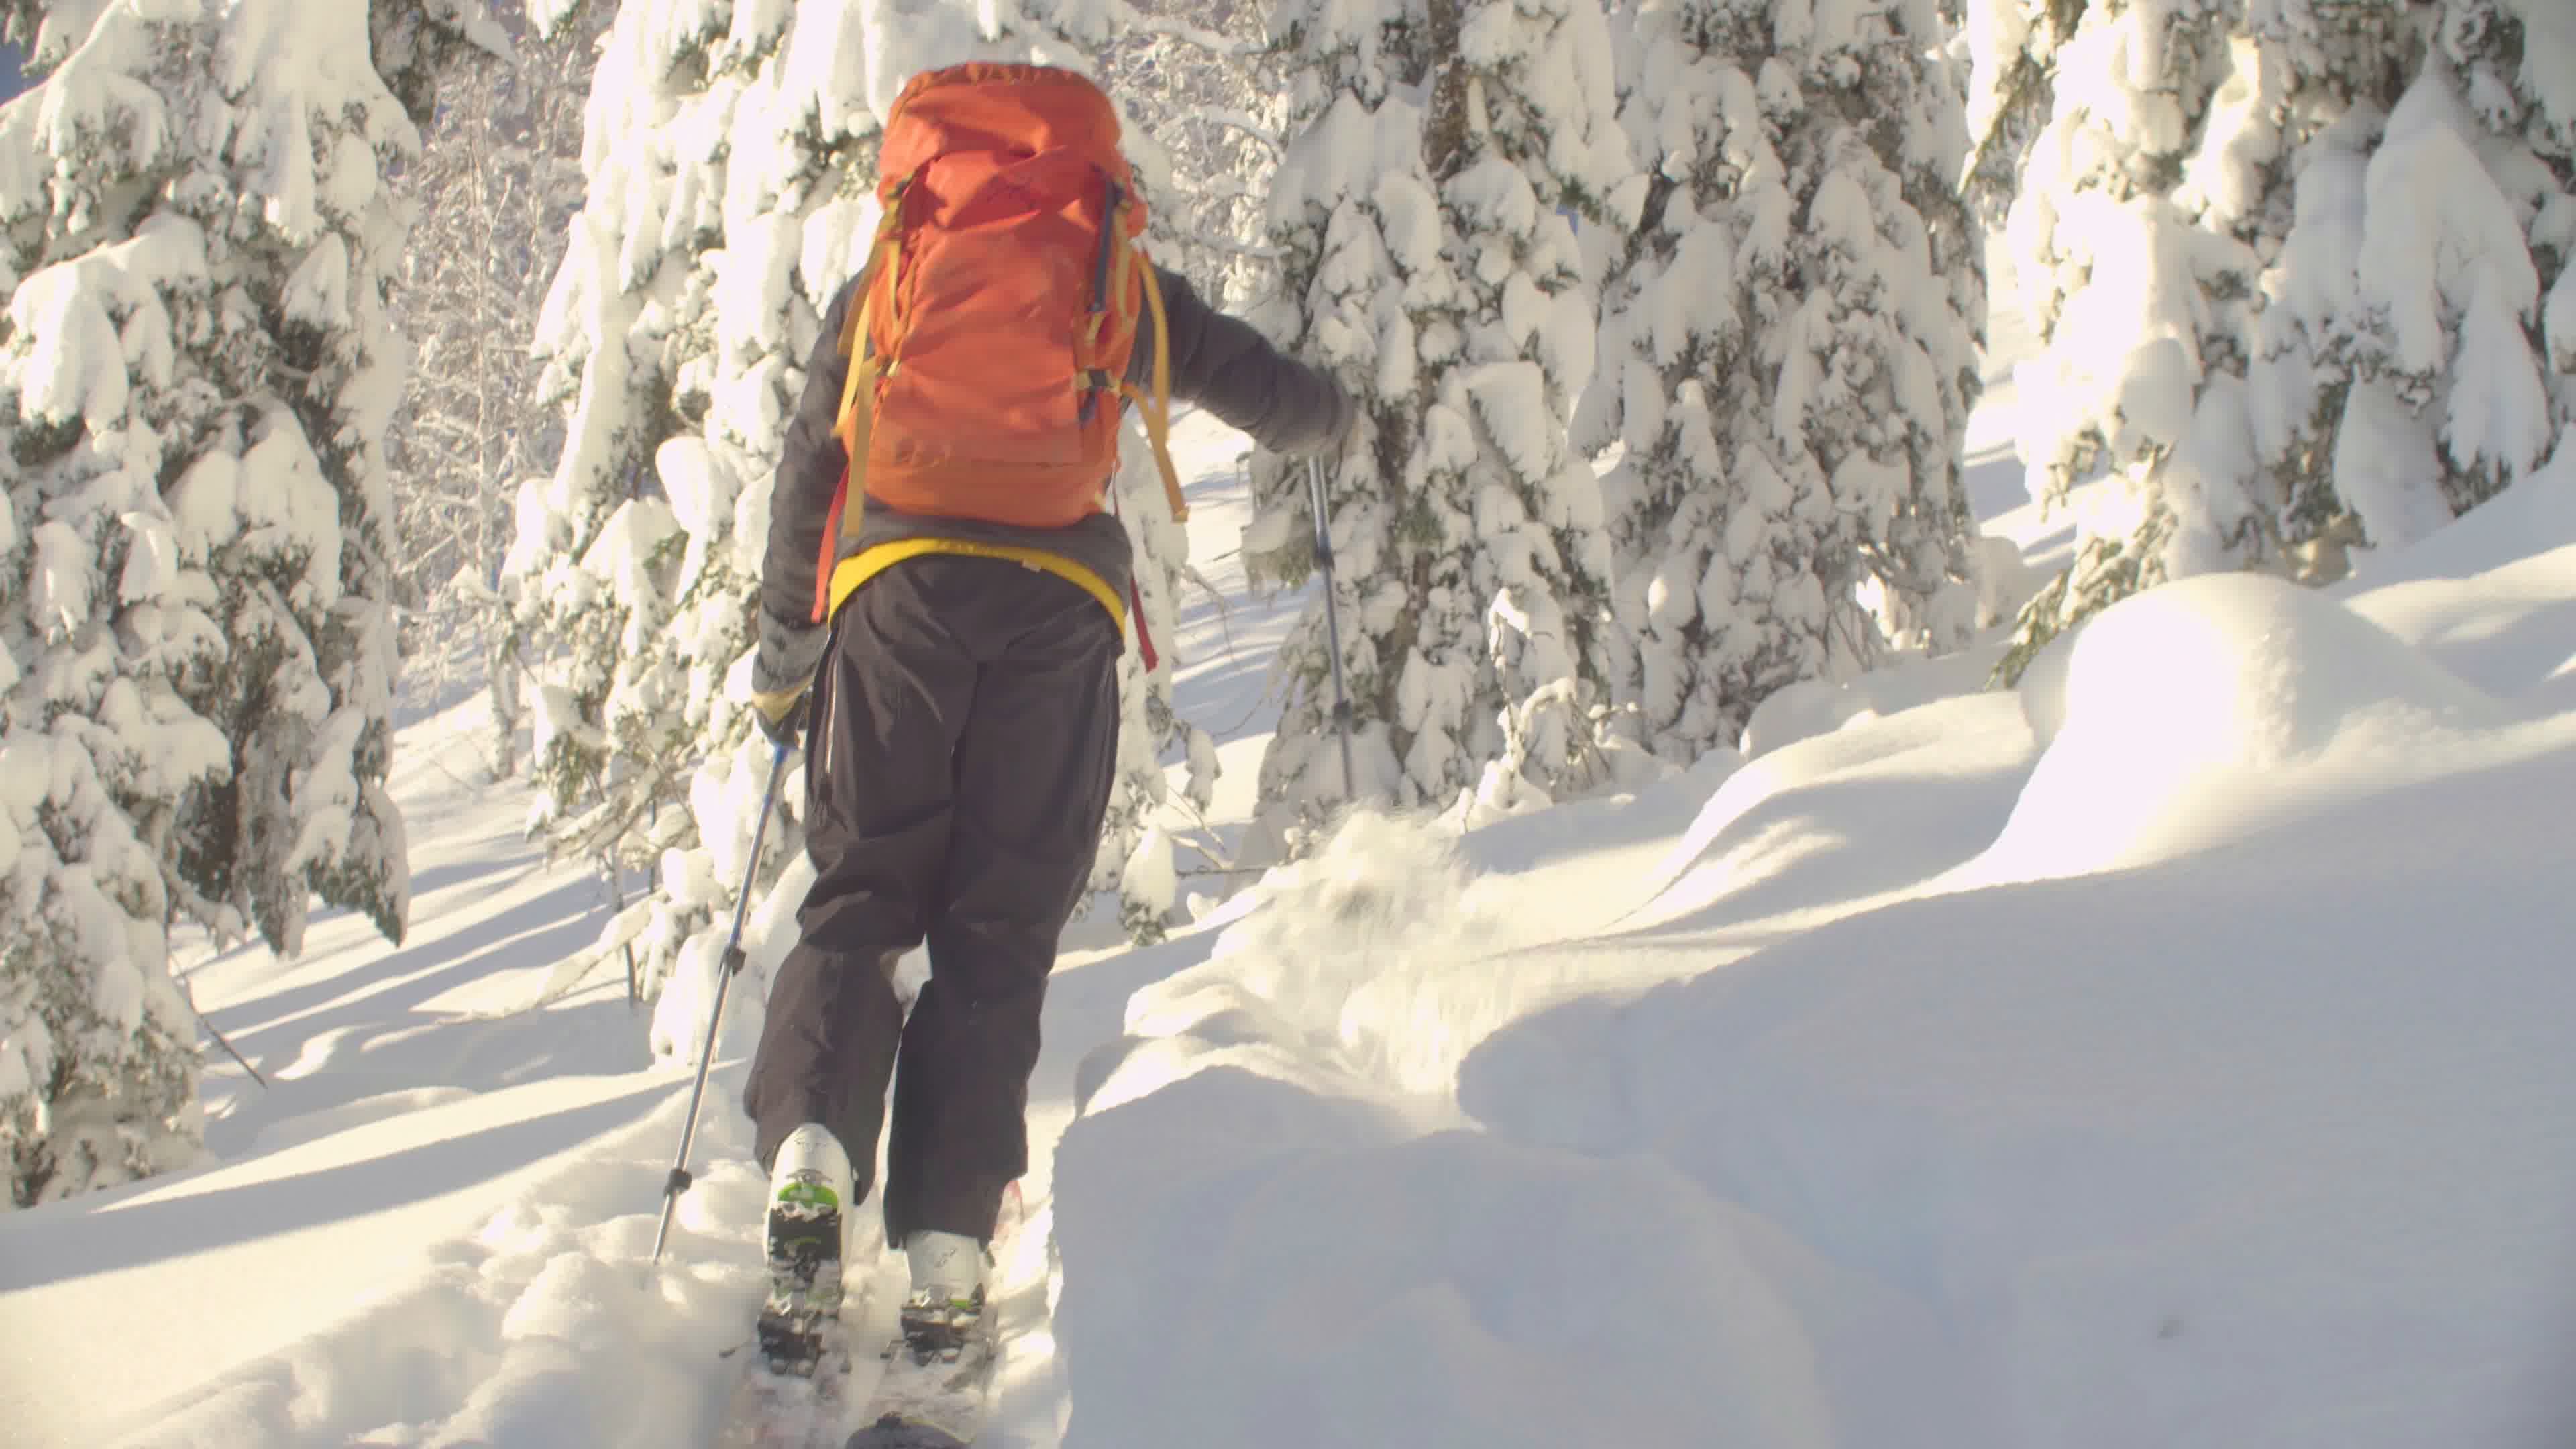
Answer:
[
  {"left": 757, "top": 1123, "right": 853, "bottom": 1377},
  {"left": 893, "top": 1229, "right": 992, "bottom": 1366}
]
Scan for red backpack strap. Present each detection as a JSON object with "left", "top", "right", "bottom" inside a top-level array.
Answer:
[{"left": 1107, "top": 486, "right": 1160, "bottom": 672}]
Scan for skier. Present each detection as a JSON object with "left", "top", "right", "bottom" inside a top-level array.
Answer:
[{"left": 739, "top": 62, "right": 1352, "bottom": 1377}]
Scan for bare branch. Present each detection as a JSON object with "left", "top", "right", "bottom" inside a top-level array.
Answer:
[
  {"left": 1184, "top": 229, "right": 1283, "bottom": 260},
  {"left": 1128, "top": 13, "right": 1269, "bottom": 59},
  {"left": 1181, "top": 108, "right": 1285, "bottom": 154}
]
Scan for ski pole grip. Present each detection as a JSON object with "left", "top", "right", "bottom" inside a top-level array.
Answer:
[{"left": 665, "top": 1166, "right": 694, "bottom": 1197}]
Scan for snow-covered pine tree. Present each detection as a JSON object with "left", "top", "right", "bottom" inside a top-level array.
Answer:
[
  {"left": 1246, "top": 0, "right": 1641, "bottom": 851},
  {"left": 1581, "top": 0, "right": 1984, "bottom": 763},
  {"left": 512, "top": 0, "right": 1219, "bottom": 1006},
  {"left": 387, "top": 0, "right": 604, "bottom": 777},
  {"left": 2251, "top": 1, "right": 2571, "bottom": 566},
  {"left": 1974, "top": 0, "right": 2270, "bottom": 683},
  {"left": 0, "top": 0, "right": 499, "bottom": 1207},
  {"left": 1976, "top": 0, "right": 2569, "bottom": 684}
]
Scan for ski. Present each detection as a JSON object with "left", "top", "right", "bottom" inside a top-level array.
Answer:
[
  {"left": 841, "top": 1308, "right": 1001, "bottom": 1449},
  {"left": 715, "top": 1330, "right": 859, "bottom": 1449},
  {"left": 842, "top": 1183, "right": 1022, "bottom": 1448},
  {"left": 715, "top": 1147, "right": 871, "bottom": 1448}
]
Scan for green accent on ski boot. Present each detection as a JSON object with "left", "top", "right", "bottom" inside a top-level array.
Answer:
[
  {"left": 894, "top": 1283, "right": 989, "bottom": 1366},
  {"left": 775, "top": 1179, "right": 840, "bottom": 1210}
]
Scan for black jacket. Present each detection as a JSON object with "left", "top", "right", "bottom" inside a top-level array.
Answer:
[{"left": 753, "top": 266, "right": 1352, "bottom": 694}]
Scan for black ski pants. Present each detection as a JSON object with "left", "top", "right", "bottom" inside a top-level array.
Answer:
[{"left": 743, "top": 554, "right": 1120, "bottom": 1245}]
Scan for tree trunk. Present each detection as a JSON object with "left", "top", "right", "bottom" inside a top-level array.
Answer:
[
  {"left": 1421, "top": 0, "right": 1471, "bottom": 182},
  {"left": 488, "top": 629, "right": 521, "bottom": 780}
]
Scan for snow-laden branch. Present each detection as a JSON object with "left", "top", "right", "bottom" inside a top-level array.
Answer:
[
  {"left": 1128, "top": 13, "right": 1268, "bottom": 59},
  {"left": 1180, "top": 108, "right": 1283, "bottom": 154}
]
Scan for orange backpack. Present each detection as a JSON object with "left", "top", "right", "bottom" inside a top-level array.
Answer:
[{"left": 811, "top": 63, "right": 1188, "bottom": 623}]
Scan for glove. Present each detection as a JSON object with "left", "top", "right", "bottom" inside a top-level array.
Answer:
[
  {"left": 749, "top": 684, "right": 811, "bottom": 749},
  {"left": 749, "top": 608, "right": 823, "bottom": 749}
]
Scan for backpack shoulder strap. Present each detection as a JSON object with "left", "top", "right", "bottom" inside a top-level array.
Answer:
[
  {"left": 1119, "top": 250, "right": 1189, "bottom": 524},
  {"left": 810, "top": 196, "right": 911, "bottom": 624}
]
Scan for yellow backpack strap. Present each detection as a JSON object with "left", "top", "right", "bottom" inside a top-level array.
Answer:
[
  {"left": 833, "top": 279, "right": 875, "bottom": 435},
  {"left": 812, "top": 198, "right": 909, "bottom": 622},
  {"left": 1120, "top": 250, "right": 1188, "bottom": 523},
  {"left": 832, "top": 191, "right": 910, "bottom": 458}
]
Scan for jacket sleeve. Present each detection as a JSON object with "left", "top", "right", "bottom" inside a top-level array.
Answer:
[
  {"left": 754, "top": 277, "right": 861, "bottom": 696},
  {"left": 1144, "top": 265, "right": 1352, "bottom": 455}
]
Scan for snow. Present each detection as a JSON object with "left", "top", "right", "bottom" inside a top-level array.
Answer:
[
  {"left": 1116, "top": 826, "right": 1179, "bottom": 919},
  {"left": 2335, "top": 377, "right": 2457, "bottom": 549}
]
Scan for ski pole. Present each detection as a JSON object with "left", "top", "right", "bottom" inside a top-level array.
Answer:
[
  {"left": 651, "top": 738, "right": 793, "bottom": 1267},
  {"left": 1305, "top": 455, "right": 1358, "bottom": 800}
]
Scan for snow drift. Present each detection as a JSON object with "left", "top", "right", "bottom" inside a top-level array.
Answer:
[{"left": 1051, "top": 491, "right": 2576, "bottom": 1448}]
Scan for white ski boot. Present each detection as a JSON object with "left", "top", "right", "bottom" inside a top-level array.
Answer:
[
  {"left": 757, "top": 1123, "right": 853, "bottom": 1376},
  {"left": 896, "top": 1229, "right": 991, "bottom": 1364},
  {"left": 849, "top": 1221, "right": 1012, "bottom": 1444}
]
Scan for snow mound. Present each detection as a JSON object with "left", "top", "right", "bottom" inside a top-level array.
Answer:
[
  {"left": 2017, "top": 571, "right": 2508, "bottom": 757},
  {"left": 1978, "top": 572, "right": 2512, "bottom": 882}
]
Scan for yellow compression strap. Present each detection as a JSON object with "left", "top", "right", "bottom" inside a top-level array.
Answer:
[
  {"left": 1121, "top": 256, "right": 1189, "bottom": 523},
  {"left": 827, "top": 538, "right": 1126, "bottom": 633},
  {"left": 832, "top": 215, "right": 902, "bottom": 460},
  {"left": 833, "top": 182, "right": 917, "bottom": 451},
  {"left": 869, "top": 178, "right": 914, "bottom": 366},
  {"left": 881, "top": 233, "right": 906, "bottom": 343}
]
